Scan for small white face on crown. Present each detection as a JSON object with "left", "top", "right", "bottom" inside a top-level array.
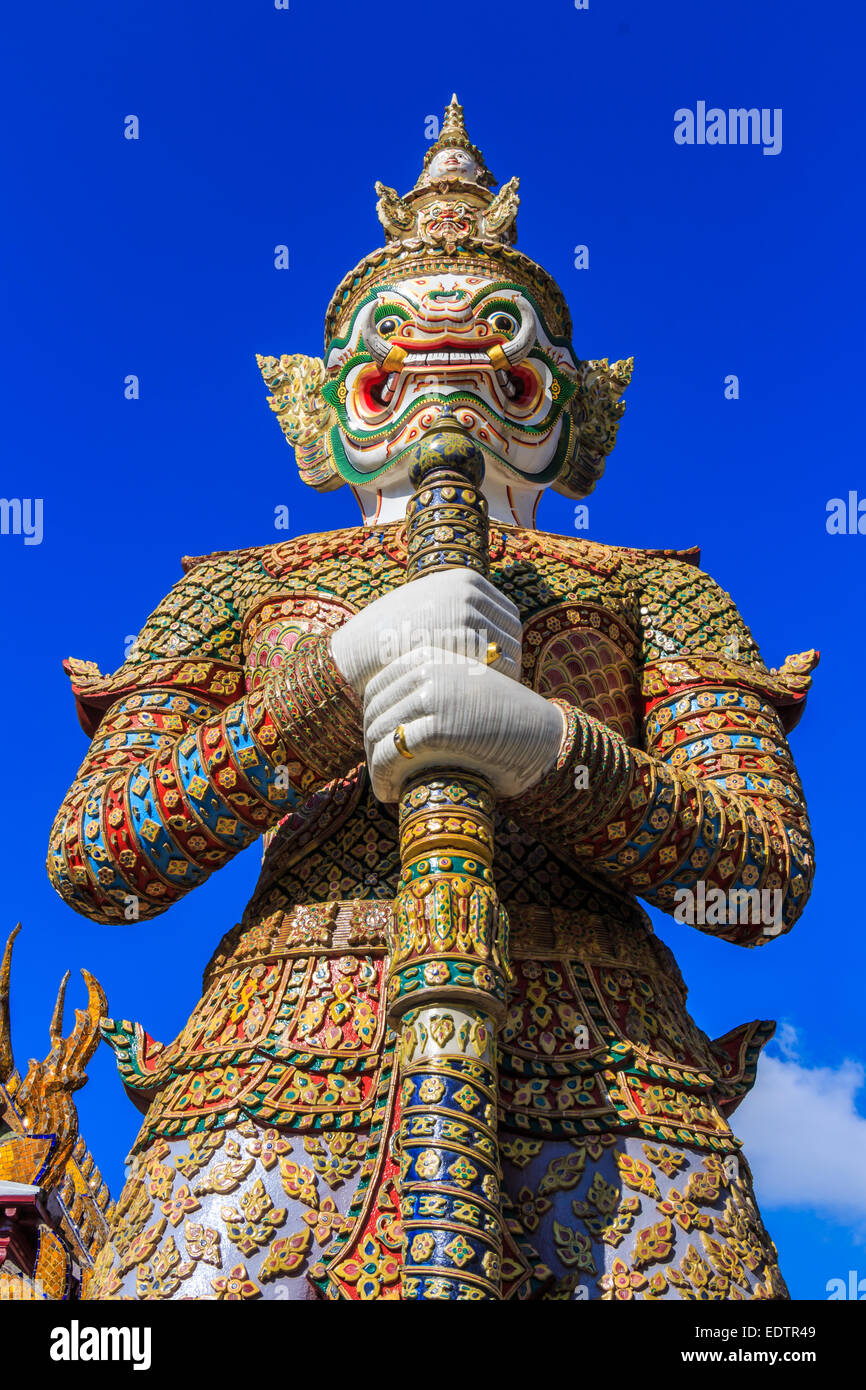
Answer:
[{"left": 425, "top": 147, "right": 482, "bottom": 182}]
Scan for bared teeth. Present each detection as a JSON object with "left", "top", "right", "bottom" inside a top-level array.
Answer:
[
  {"left": 396, "top": 350, "right": 495, "bottom": 370},
  {"left": 496, "top": 369, "right": 520, "bottom": 399},
  {"left": 378, "top": 372, "right": 398, "bottom": 404}
]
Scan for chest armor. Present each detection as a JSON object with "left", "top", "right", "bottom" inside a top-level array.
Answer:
[
  {"left": 242, "top": 522, "right": 642, "bottom": 737},
  {"left": 239, "top": 523, "right": 644, "bottom": 912}
]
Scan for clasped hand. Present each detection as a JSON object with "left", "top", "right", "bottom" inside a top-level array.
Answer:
[{"left": 330, "top": 568, "right": 565, "bottom": 802}]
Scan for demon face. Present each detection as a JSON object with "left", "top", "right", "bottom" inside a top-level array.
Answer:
[{"left": 322, "top": 274, "right": 579, "bottom": 493}]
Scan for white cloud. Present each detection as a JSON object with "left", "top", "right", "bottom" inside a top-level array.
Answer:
[
  {"left": 735, "top": 1037, "right": 866, "bottom": 1232},
  {"left": 773, "top": 1021, "right": 800, "bottom": 1061}
]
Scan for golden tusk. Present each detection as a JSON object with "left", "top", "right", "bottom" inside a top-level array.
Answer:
[
  {"left": 383, "top": 345, "right": 408, "bottom": 373},
  {"left": 485, "top": 642, "right": 501, "bottom": 666}
]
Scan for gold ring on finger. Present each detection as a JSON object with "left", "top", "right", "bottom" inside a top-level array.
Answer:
[{"left": 393, "top": 725, "right": 414, "bottom": 759}]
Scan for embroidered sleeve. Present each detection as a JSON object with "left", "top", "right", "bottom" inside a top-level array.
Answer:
[
  {"left": 503, "top": 562, "right": 817, "bottom": 946},
  {"left": 47, "top": 561, "right": 362, "bottom": 925}
]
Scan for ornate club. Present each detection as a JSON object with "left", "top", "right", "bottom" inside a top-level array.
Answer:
[{"left": 387, "top": 425, "right": 510, "bottom": 1301}]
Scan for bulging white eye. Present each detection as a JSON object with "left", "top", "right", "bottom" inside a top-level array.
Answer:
[{"left": 487, "top": 310, "right": 519, "bottom": 338}]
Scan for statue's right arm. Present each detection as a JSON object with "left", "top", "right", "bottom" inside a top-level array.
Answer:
[{"left": 47, "top": 560, "right": 363, "bottom": 925}]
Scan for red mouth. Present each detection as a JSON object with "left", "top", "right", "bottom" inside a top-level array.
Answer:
[{"left": 357, "top": 359, "right": 537, "bottom": 412}]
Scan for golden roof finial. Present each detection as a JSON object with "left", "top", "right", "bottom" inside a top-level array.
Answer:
[
  {"left": 0, "top": 928, "right": 113, "bottom": 1286},
  {"left": 0, "top": 922, "right": 21, "bottom": 1083},
  {"left": 49, "top": 969, "right": 71, "bottom": 1046}
]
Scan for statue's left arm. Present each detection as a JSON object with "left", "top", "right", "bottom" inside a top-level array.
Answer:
[
  {"left": 500, "top": 562, "right": 817, "bottom": 946},
  {"left": 349, "top": 559, "right": 816, "bottom": 949}
]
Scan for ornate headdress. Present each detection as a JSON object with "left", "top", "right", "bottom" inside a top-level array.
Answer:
[
  {"left": 419, "top": 92, "right": 497, "bottom": 187},
  {"left": 259, "top": 97, "right": 631, "bottom": 500},
  {"left": 324, "top": 93, "right": 568, "bottom": 346}
]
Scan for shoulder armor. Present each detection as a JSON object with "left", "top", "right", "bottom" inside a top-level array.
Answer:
[{"left": 62, "top": 548, "right": 283, "bottom": 736}]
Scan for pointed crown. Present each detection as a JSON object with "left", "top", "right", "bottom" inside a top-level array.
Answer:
[
  {"left": 325, "top": 97, "right": 572, "bottom": 346},
  {"left": 420, "top": 93, "right": 497, "bottom": 187}
]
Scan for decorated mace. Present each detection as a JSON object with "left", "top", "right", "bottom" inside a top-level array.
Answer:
[{"left": 387, "top": 426, "right": 510, "bottom": 1301}]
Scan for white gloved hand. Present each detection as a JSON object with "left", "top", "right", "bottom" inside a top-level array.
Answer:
[
  {"left": 329, "top": 568, "right": 522, "bottom": 696},
  {"left": 363, "top": 646, "right": 567, "bottom": 803}
]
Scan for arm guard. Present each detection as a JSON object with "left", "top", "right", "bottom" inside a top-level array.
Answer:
[
  {"left": 504, "top": 563, "right": 817, "bottom": 946},
  {"left": 47, "top": 557, "right": 363, "bottom": 924}
]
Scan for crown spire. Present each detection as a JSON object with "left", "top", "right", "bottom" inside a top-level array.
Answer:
[
  {"left": 442, "top": 93, "right": 468, "bottom": 142},
  {"left": 373, "top": 96, "right": 517, "bottom": 253},
  {"left": 326, "top": 99, "right": 576, "bottom": 351},
  {"left": 418, "top": 93, "right": 497, "bottom": 189}
]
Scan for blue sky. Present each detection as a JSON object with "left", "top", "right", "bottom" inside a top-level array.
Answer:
[{"left": 1, "top": 0, "right": 864, "bottom": 1299}]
